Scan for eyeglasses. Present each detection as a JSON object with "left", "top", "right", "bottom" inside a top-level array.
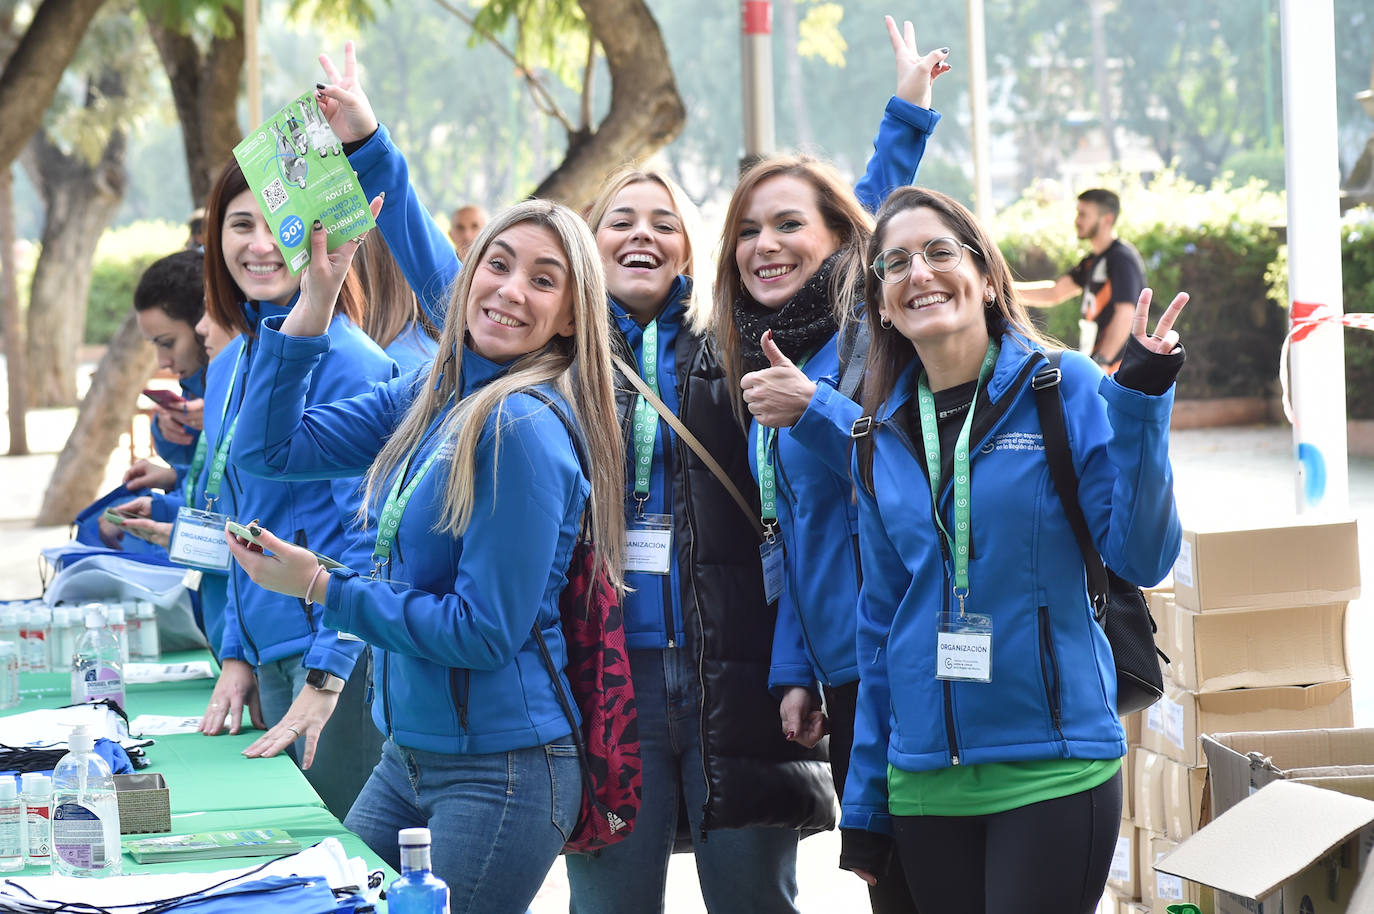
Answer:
[{"left": 871, "top": 237, "right": 983, "bottom": 283}]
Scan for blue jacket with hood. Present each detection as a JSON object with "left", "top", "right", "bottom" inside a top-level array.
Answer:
[
  {"left": 218, "top": 301, "right": 395, "bottom": 679},
  {"left": 759, "top": 97, "right": 939, "bottom": 689},
  {"left": 841, "top": 336, "right": 1180, "bottom": 837},
  {"left": 233, "top": 323, "right": 582, "bottom": 755}
]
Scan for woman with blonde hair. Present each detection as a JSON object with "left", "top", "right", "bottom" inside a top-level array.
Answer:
[{"left": 225, "top": 199, "right": 624, "bottom": 912}]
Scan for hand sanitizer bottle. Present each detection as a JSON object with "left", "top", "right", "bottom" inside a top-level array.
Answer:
[
  {"left": 51, "top": 725, "right": 122, "bottom": 877},
  {"left": 71, "top": 607, "right": 124, "bottom": 711},
  {"left": 387, "top": 827, "right": 449, "bottom": 913}
]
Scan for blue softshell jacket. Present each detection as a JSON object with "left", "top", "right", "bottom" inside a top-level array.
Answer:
[
  {"left": 757, "top": 96, "right": 940, "bottom": 689},
  {"left": 149, "top": 340, "right": 240, "bottom": 651},
  {"left": 841, "top": 337, "right": 1181, "bottom": 836},
  {"left": 217, "top": 301, "right": 396, "bottom": 679},
  {"left": 152, "top": 370, "right": 206, "bottom": 481},
  {"left": 233, "top": 322, "right": 582, "bottom": 755}
]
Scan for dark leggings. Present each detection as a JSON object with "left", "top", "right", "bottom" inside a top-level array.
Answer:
[
  {"left": 825, "top": 682, "right": 921, "bottom": 914},
  {"left": 891, "top": 769, "right": 1122, "bottom": 914}
]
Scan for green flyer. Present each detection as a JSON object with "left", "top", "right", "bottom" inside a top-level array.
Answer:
[{"left": 232, "top": 90, "right": 374, "bottom": 275}]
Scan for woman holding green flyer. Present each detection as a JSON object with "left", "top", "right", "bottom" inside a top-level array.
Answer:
[{"left": 188, "top": 157, "right": 395, "bottom": 821}]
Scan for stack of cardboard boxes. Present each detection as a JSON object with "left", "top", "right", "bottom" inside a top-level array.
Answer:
[{"left": 1101, "top": 517, "right": 1361, "bottom": 914}]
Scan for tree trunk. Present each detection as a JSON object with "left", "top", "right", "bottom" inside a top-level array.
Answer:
[
  {"left": 147, "top": 5, "right": 244, "bottom": 206},
  {"left": 531, "top": 0, "right": 685, "bottom": 209},
  {"left": 1089, "top": 0, "right": 1118, "bottom": 164},
  {"left": 0, "top": 169, "right": 26, "bottom": 455},
  {"left": 36, "top": 312, "right": 152, "bottom": 525},
  {"left": 23, "top": 95, "right": 128, "bottom": 408},
  {"left": 0, "top": 0, "right": 110, "bottom": 171}
]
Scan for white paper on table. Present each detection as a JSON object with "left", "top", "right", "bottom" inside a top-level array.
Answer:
[
  {"left": 0, "top": 703, "right": 129, "bottom": 747},
  {"left": 128, "top": 714, "right": 204, "bottom": 736},
  {"left": 123, "top": 661, "right": 214, "bottom": 683},
  {"left": 0, "top": 837, "right": 377, "bottom": 910}
]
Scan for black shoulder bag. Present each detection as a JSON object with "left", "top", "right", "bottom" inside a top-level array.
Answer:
[{"left": 1031, "top": 351, "right": 1168, "bottom": 716}]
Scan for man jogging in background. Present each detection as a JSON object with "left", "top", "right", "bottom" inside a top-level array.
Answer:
[{"left": 1018, "top": 188, "right": 1146, "bottom": 372}]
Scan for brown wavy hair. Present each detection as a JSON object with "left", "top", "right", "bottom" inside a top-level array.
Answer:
[{"left": 202, "top": 158, "right": 365, "bottom": 338}]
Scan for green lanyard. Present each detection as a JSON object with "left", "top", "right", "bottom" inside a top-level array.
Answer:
[
  {"left": 752, "top": 353, "right": 810, "bottom": 540},
  {"left": 915, "top": 340, "right": 999, "bottom": 615},
  {"left": 371, "top": 411, "right": 451, "bottom": 577},
  {"left": 630, "top": 320, "right": 662, "bottom": 516},
  {"left": 182, "top": 434, "right": 208, "bottom": 504},
  {"left": 203, "top": 346, "right": 246, "bottom": 511}
]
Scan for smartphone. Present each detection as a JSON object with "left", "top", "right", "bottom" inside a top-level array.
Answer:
[
  {"left": 103, "top": 507, "right": 137, "bottom": 525},
  {"left": 225, "top": 520, "right": 345, "bottom": 570},
  {"left": 142, "top": 388, "right": 186, "bottom": 409}
]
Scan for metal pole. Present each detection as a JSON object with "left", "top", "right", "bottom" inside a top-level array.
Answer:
[
  {"left": 245, "top": 0, "right": 261, "bottom": 127},
  {"left": 1279, "top": 0, "right": 1348, "bottom": 511},
  {"left": 740, "top": 0, "right": 775, "bottom": 163},
  {"left": 965, "top": 0, "right": 992, "bottom": 223}
]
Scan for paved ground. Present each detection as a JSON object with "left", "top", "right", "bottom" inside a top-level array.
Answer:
[{"left": 2, "top": 401, "right": 1369, "bottom": 912}]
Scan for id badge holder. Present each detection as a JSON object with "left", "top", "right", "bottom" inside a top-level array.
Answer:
[
  {"left": 936, "top": 611, "right": 993, "bottom": 683},
  {"left": 759, "top": 538, "right": 784, "bottom": 605},
  {"left": 624, "top": 513, "right": 672, "bottom": 575},
  {"left": 168, "top": 507, "right": 232, "bottom": 574}
]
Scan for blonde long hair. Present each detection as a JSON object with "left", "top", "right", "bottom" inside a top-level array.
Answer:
[
  {"left": 585, "top": 166, "right": 711, "bottom": 334},
  {"left": 362, "top": 200, "right": 625, "bottom": 590}
]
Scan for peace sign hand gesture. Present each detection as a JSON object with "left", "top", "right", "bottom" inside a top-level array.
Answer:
[
  {"left": 886, "top": 14, "right": 951, "bottom": 111},
  {"left": 316, "top": 40, "right": 378, "bottom": 144},
  {"left": 1133, "top": 288, "right": 1189, "bottom": 354}
]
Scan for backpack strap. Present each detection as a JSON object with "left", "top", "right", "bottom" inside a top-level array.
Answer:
[
  {"left": 835, "top": 315, "right": 870, "bottom": 402},
  {"left": 1031, "top": 351, "right": 1111, "bottom": 619}
]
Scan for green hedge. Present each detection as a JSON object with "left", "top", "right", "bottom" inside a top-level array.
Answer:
[
  {"left": 995, "top": 172, "right": 1290, "bottom": 402},
  {"left": 84, "top": 221, "right": 187, "bottom": 344}
]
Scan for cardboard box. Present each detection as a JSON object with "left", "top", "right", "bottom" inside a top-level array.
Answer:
[
  {"left": 1161, "top": 600, "right": 1349, "bottom": 693},
  {"left": 1156, "top": 780, "right": 1374, "bottom": 914},
  {"left": 1142, "top": 835, "right": 1209, "bottom": 914},
  {"left": 113, "top": 772, "right": 170, "bottom": 834},
  {"left": 1201, "top": 728, "right": 1374, "bottom": 820},
  {"left": 1108, "top": 818, "right": 1140, "bottom": 898},
  {"left": 1134, "top": 748, "right": 1168, "bottom": 835},
  {"left": 1171, "top": 518, "right": 1360, "bottom": 612},
  {"left": 1140, "top": 681, "right": 1354, "bottom": 767},
  {"left": 1165, "top": 762, "right": 1208, "bottom": 841},
  {"left": 1123, "top": 708, "right": 1143, "bottom": 747}
]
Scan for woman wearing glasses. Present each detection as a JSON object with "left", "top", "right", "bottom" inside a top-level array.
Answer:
[
  {"left": 713, "top": 18, "right": 945, "bottom": 912},
  {"left": 844, "top": 186, "right": 1187, "bottom": 913}
]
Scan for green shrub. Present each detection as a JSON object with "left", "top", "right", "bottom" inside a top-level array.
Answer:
[
  {"left": 85, "top": 221, "right": 187, "bottom": 344},
  {"left": 994, "top": 171, "right": 1289, "bottom": 401}
]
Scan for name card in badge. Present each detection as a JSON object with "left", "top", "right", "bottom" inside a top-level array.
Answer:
[
  {"left": 168, "top": 507, "right": 232, "bottom": 573},
  {"left": 624, "top": 514, "right": 672, "bottom": 575},
  {"left": 759, "top": 539, "right": 784, "bottom": 605},
  {"left": 936, "top": 612, "right": 993, "bottom": 682}
]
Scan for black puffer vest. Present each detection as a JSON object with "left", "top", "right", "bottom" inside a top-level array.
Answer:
[{"left": 610, "top": 294, "right": 835, "bottom": 836}]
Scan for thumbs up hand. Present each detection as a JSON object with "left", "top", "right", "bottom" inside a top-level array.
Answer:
[{"left": 740, "top": 330, "right": 819, "bottom": 428}]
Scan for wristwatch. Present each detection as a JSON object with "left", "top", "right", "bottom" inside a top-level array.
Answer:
[{"left": 305, "top": 669, "right": 346, "bottom": 693}]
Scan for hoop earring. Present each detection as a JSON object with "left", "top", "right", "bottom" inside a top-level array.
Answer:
[{"left": 880, "top": 315, "right": 893, "bottom": 329}]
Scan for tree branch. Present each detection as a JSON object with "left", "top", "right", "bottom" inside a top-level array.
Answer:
[
  {"left": 579, "top": 38, "right": 597, "bottom": 132},
  {"left": 430, "top": 0, "right": 576, "bottom": 135}
]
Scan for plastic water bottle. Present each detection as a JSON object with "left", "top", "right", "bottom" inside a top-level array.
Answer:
[
  {"left": 21, "top": 772, "right": 52, "bottom": 868},
  {"left": 51, "top": 725, "right": 121, "bottom": 877},
  {"left": 22, "top": 605, "right": 49, "bottom": 673},
  {"left": 71, "top": 607, "right": 124, "bottom": 711},
  {"left": 0, "top": 605, "right": 18, "bottom": 653},
  {"left": 0, "top": 644, "right": 18, "bottom": 710},
  {"left": 0, "top": 777, "right": 22, "bottom": 872},
  {"left": 132, "top": 602, "right": 159, "bottom": 663},
  {"left": 105, "top": 605, "right": 129, "bottom": 665},
  {"left": 386, "top": 827, "right": 450, "bottom": 913}
]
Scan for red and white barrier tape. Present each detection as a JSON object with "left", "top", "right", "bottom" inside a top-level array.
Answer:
[{"left": 1280, "top": 300, "right": 1374, "bottom": 422}]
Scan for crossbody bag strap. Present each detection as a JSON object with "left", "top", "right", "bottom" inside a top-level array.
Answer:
[
  {"left": 611, "top": 353, "right": 766, "bottom": 541},
  {"left": 836, "top": 315, "right": 870, "bottom": 402},
  {"left": 1031, "top": 351, "right": 1111, "bottom": 616}
]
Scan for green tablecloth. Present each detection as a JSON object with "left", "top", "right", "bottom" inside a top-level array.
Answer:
[{"left": 5, "top": 650, "right": 397, "bottom": 889}]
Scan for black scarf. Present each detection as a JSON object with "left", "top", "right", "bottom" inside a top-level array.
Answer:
[{"left": 733, "top": 250, "right": 848, "bottom": 372}]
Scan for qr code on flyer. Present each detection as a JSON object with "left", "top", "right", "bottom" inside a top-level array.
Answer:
[{"left": 262, "top": 178, "right": 289, "bottom": 215}]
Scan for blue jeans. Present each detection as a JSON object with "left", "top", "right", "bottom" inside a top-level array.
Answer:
[
  {"left": 346, "top": 737, "right": 580, "bottom": 913},
  {"left": 256, "top": 650, "right": 383, "bottom": 821},
  {"left": 566, "top": 648, "right": 800, "bottom": 914}
]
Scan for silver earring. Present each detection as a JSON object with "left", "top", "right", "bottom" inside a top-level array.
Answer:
[{"left": 880, "top": 315, "right": 893, "bottom": 329}]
